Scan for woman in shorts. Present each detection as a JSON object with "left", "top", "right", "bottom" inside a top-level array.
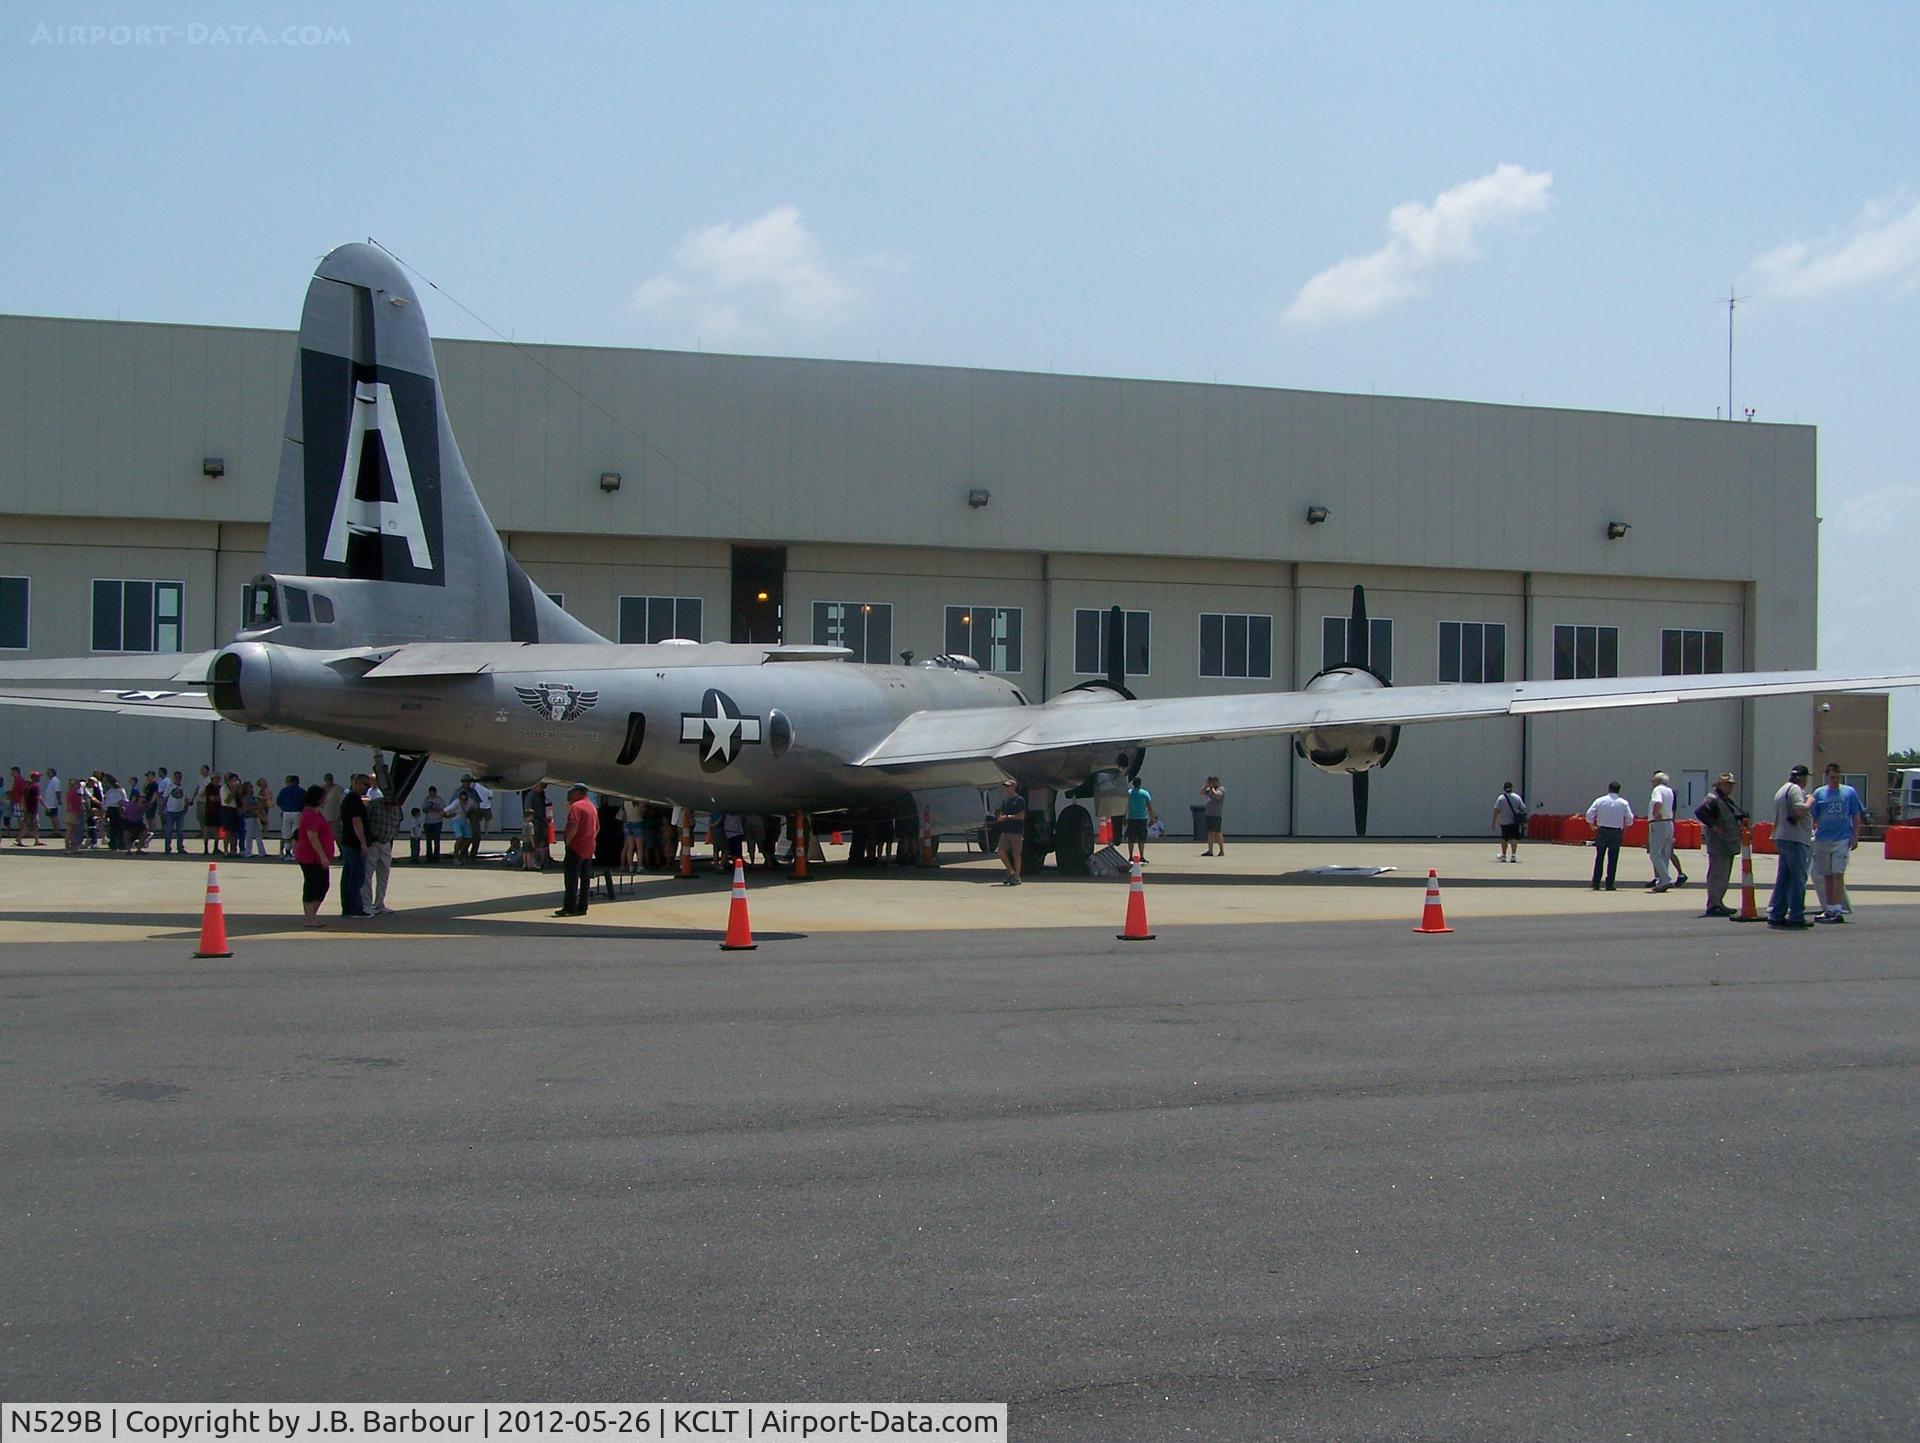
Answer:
[
  {"left": 621, "top": 798, "right": 647, "bottom": 873},
  {"left": 292, "top": 783, "right": 336, "bottom": 927}
]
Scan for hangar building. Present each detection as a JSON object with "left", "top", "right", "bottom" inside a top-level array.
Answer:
[{"left": 0, "top": 310, "right": 1819, "bottom": 836}]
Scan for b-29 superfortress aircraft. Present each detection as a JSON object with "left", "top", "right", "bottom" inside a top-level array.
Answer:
[{"left": 2, "top": 243, "right": 1915, "bottom": 872}]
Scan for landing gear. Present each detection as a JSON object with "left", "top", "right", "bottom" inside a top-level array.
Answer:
[
  {"left": 1019, "top": 808, "right": 1051, "bottom": 876},
  {"left": 1052, "top": 803, "right": 1094, "bottom": 876}
]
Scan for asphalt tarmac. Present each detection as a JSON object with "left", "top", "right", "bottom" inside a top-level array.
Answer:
[{"left": 3, "top": 910, "right": 1916, "bottom": 1439}]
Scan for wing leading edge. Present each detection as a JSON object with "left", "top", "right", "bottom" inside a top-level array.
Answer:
[{"left": 855, "top": 669, "right": 1920, "bottom": 770}]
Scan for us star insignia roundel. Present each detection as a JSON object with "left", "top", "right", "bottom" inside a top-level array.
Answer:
[
  {"left": 680, "top": 688, "right": 763, "bottom": 772},
  {"left": 514, "top": 682, "right": 599, "bottom": 723}
]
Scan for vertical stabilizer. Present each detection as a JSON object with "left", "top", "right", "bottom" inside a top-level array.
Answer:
[{"left": 264, "top": 243, "right": 603, "bottom": 646}]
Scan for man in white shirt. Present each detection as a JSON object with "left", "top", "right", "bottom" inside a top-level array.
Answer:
[
  {"left": 41, "top": 767, "right": 61, "bottom": 840},
  {"left": 1645, "top": 770, "right": 1688, "bottom": 892},
  {"left": 465, "top": 777, "right": 494, "bottom": 858},
  {"left": 1585, "top": 781, "right": 1635, "bottom": 891}
]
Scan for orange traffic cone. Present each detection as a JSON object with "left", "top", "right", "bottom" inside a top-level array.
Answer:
[
  {"left": 1117, "top": 857, "right": 1156, "bottom": 941},
  {"left": 1096, "top": 817, "right": 1112, "bottom": 847},
  {"left": 1413, "top": 868, "right": 1453, "bottom": 934},
  {"left": 720, "top": 860, "right": 757, "bottom": 950},
  {"left": 830, "top": 828, "right": 843, "bottom": 846},
  {"left": 1730, "top": 822, "right": 1760, "bottom": 923},
  {"left": 194, "top": 861, "right": 233, "bottom": 958},
  {"left": 675, "top": 820, "right": 696, "bottom": 880}
]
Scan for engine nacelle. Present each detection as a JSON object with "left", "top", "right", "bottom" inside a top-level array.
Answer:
[{"left": 1293, "top": 666, "right": 1400, "bottom": 774}]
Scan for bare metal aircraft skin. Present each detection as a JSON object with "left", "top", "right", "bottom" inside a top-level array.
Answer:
[{"left": 2, "top": 242, "right": 1916, "bottom": 862}]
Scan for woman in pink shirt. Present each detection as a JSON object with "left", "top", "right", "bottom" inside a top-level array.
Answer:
[{"left": 291, "top": 783, "right": 337, "bottom": 928}]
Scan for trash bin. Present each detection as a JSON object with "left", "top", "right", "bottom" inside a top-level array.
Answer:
[{"left": 1190, "top": 804, "right": 1208, "bottom": 842}]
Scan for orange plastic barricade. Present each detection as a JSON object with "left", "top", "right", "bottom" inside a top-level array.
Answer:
[
  {"left": 1623, "top": 818, "right": 1649, "bottom": 849},
  {"left": 1560, "top": 816, "right": 1594, "bottom": 845},
  {"left": 1751, "top": 822, "right": 1776, "bottom": 856},
  {"left": 1674, "top": 819, "right": 1702, "bottom": 849},
  {"left": 1886, "top": 826, "right": 1920, "bottom": 861}
]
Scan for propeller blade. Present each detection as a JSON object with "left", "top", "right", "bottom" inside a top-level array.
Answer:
[
  {"left": 1347, "top": 585, "right": 1369, "bottom": 670},
  {"left": 1352, "top": 769, "right": 1370, "bottom": 837},
  {"left": 1106, "top": 604, "right": 1126, "bottom": 689}
]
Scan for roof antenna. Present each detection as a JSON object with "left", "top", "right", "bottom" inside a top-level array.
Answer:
[{"left": 1723, "top": 285, "right": 1748, "bottom": 421}]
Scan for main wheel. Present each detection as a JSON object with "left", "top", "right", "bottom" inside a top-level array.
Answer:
[{"left": 1053, "top": 803, "right": 1094, "bottom": 876}]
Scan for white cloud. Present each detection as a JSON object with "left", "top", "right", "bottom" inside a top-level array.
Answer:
[
  {"left": 632, "top": 206, "right": 874, "bottom": 342},
  {"left": 1282, "top": 164, "right": 1553, "bottom": 326},
  {"left": 1745, "top": 192, "right": 1920, "bottom": 301},
  {"left": 1828, "top": 481, "right": 1920, "bottom": 540}
]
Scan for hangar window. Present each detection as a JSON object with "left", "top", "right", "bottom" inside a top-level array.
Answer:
[
  {"left": 619, "top": 595, "right": 703, "bottom": 644},
  {"left": 1438, "top": 621, "right": 1507, "bottom": 684},
  {"left": 814, "top": 601, "right": 893, "bottom": 664},
  {"left": 91, "top": 579, "right": 183, "bottom": 653},
  {"left": 944, "top": 605, "right": 1023, "bottom": 672},
  {"left": 1553, "top": 624, "right": 1618, "bottom": 680},
  {"left": 1660, "top": 628, "right": 1724, "bottom": 676},
  {"left": 1322, "top": 615, "right": 1393, "bottom": 680},
  {"left": 1199, "top": 613, "right": 1272, "bottom": 679},
  {"left": 1073, "top": 609, "right": 1150, "bottom": 678},
  {"left": 0, "top": 576, "right": 29, "bottom": 649}
]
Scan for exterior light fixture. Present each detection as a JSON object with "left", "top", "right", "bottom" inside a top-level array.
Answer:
[
  {"left": 967, "top": 488, "right": 991, "bottom": 508},
  {"left": 1306, "top": 505, "right": 1330, "bottom": 525},
  {"left": 599, "top": 471, "right": 622, "bottom": 493},
  {"left": 1606, "top": 521, "right": 1630, "bottom": 540},
  {"left": 202, "top": 458, "right": 225, "bottom": 479},
  {"left": 756, "top": 591, "right": 769, "bottom": 602}
]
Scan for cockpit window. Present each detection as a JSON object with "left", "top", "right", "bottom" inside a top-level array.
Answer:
[
  {"left": 243, "top": 583, "right": 278, "bottom": 629},
  {"left": 285, "top": 587, "right": 312, "bottom": 624},
  {"left": 310, "top": 594, "right": 335, "bottom": 624}
]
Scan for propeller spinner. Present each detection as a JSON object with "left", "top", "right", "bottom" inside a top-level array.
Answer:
[{"left": 1293, "top": 584, "right": 1401, "bottom": 836}]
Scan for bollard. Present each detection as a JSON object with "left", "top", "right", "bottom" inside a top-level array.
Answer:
[{"left": 790, "top": 811, "right": 811, "bottom": 881}]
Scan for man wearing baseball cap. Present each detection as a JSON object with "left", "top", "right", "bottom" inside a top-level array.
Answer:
[
  {"left": 1697, "top": 773, "right": 1746, "bottom": 917},
  {"left": 1768, "top": 764, "right": 1815, "bottom": 929}
]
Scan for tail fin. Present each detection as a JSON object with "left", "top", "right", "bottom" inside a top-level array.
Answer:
[{"left": 263, "top": 242, "right": 602, "bottom": 646}]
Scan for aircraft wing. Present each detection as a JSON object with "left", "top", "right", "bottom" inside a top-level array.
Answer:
[
  {"left": 856, "top": 668, "right": 1920, "bottom": 769},
  {"left": 0, "top": 653, "right": 220, "bottom": 719}
]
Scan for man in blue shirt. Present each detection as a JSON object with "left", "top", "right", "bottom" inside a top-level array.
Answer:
[
  {"left": 1125, "top": 779, "right": 1158, "bottom": 863},
  {"left": 275, "top": 775, "right": 306, "bottom": 859},
  {"left": 1810, "top": 763, "right": 1865, "bottom": 924}
]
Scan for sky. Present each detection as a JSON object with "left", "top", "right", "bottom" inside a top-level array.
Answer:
[{"left": 5, "top": 0, "right": 1917, "bottom": 741}]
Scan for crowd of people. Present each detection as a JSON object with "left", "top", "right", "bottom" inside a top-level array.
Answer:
[
  {"left": 1, "top": 763, "right": 512, "bottom": 867},
  {"left": 1501, "top": 761, "right": 1868, "bottom": 928},
  {"left": 11, "top": 756, "right": 1873, "bottom": 930}
]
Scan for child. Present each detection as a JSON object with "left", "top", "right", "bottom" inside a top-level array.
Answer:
[{"left": 406, "top": 807, "right": 424, "bottom": 862}]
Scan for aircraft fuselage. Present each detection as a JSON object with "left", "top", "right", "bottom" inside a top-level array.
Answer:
[{"left": 211, "top": 640, "right": 1025, "bottom": 812}]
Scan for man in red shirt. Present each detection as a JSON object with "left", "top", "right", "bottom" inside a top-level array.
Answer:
[{"left": 556, "top": 785, "right": 600, "bottom": 917}]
